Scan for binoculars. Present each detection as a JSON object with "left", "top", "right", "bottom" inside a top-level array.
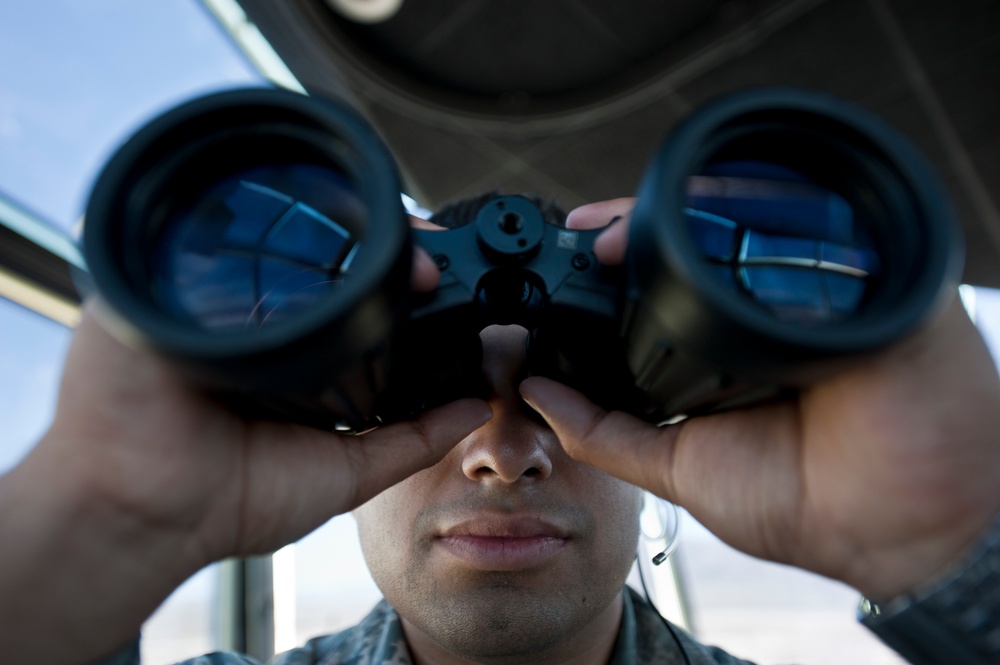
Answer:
[{"left": 81, "top": 86, "right": 962, "bottom": 432}]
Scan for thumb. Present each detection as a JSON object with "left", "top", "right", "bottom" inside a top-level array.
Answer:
[
  {"left": 346, "top": 397, "right": 493, "bottom": 503},
  {"left": 519, "top": 376, "right": 683, "bottom": 502},
  {"left": 233, "top": 398, "right": 493, "bottom": 555}
]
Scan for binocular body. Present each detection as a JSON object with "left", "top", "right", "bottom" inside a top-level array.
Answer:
[{"left": 81, "top": 86, "right": 962, "bottom": 432}]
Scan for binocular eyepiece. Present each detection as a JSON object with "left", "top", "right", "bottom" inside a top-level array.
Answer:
[{"left": 81, "top": 86, "right": 962, "bottom": 431}]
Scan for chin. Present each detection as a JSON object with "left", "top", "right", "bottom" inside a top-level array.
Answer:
[{"left": 395, "top": 580, "right": 623, "bottom": 662}]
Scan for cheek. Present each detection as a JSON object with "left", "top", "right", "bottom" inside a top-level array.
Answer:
[
  {"left": 355, "top": 475, "right": 423, "bottom": 549},
  {"left": 354, "top": 487, "right": 413, "bottom": 597},
  {"left": 355, "top": 469, "right": 457, "bottom": 607},
  {"left": 354, "top": 468, "right": 442, "bottom": 575},
  {"left": 356, "top": 454, "right": 450, "bottom": 523},
  {"left": 584, "top": 474, "right": 644, "bottom": 554}
]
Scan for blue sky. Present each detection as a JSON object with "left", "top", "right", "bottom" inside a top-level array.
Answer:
[
  {"left": 0, "top": 0, "right": 261, "bottom": 231},
  {"left": 0, "top": 299, "right": 70, "bottom": 470},
  {"left": 0, "top": 0, "right": 262, "bottom": 469}
]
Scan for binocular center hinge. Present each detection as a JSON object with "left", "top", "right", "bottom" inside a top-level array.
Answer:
[{"left": 475, "top": 196, "right": 545, "bottom": 264}]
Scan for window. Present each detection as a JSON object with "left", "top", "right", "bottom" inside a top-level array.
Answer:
[
  {"left": 0, "top": 2, "right": 266, "bottom": 659},
  {"left": 676, "top": 511, "right": 906, "bottom": 664},
  {"left": 0, "top": 2, "right": 262, "bottom": 231},
  {"left": 0, "top": 297, "right": 71, "bottom": 473}
]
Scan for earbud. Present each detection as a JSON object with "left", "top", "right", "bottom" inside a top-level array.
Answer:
[{"left": 640, "top": 493, "right": 680, "bottom": 565}]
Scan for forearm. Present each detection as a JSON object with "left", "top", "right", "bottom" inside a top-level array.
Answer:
[{"left": 0, "top": 441, "right": 207, "bottom": 665}]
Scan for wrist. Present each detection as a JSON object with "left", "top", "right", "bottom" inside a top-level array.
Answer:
[
  {"left": 859, "top": 514, "right": 1000, "bottom": 664},
  {"left": 841, "top": 503, "right": 1000, "bottom": 602},
  {"left": 0, "top": 440, "right": 209, "bottom": 664}
]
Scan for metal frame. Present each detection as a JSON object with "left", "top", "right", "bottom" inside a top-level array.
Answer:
[
  {"left": 0, "top": 194, "right": 82, "bottom": 326},
  {"left": 217, "top": 558, "right": 276, "bottom": 661}
]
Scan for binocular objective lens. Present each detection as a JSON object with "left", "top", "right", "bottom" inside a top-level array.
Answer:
[
  {"left": 151, "top": 163, "right": 366, "bottom": 333},
  {"left": 685, "top": 161, "right": 879, "bottom": 326}
]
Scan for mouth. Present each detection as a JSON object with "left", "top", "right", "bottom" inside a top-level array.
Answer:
[{"left": 435, "top": 515, "right": 570, "bottom": 571}]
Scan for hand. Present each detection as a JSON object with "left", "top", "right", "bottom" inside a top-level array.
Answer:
[
  {"left": 522, "top": 198, "right": 1000, "bottom": 601},
  {"left": 0, "top": 215, "right": 489, "bottom": 663},
  {"left": 410, "top": 214, "right": 447, "bottom": 291}
]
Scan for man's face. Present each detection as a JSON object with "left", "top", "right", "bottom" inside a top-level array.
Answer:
[{"left": 354, "top": 325, "right": 643, "bottom": 662}]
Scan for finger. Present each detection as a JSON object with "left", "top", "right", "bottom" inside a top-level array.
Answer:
[
  {"left": 347, "top": 398, "right": 493, "bottom": 504},
  {"left": 519, "top": 376, "right": 682, "bottom": 502},
  {"left": 566, "top": 199, "right": 634, "bottom": 266},
  {"left": 565, "top": 198, "right": 635, "bottom": 230},
  {"left": 412, "top": 246, "right": 441, "bottom": 292},
  {"left": 409, "top": 215, "right": 447, "bottom": 232},
  {"left": 593, "top": 217, "right": 629, "bottom": 266},
  {"left": 238, "top": 398, "right": 492, "bottom": 553},
  {"left": 409, "top": 214, "right": 446, "bottom": 292},
  {"left": 294, "top": 398, "right": 493, "bottom": 509}
]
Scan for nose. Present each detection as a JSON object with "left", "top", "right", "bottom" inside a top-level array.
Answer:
[
  {"left": 458, "top": 325, "right": 555, "bottom": 484},
  {"left": 460, "top": 412, "right": 554, "bottom": 483}
]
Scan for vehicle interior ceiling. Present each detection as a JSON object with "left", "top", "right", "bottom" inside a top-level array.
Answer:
[{"left": 236, "top": 0, "right": 1000, "bottom": 289}]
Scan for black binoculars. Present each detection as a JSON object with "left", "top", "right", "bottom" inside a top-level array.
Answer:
[{"left": 81, "top": 86, "right": 962, "bottom": 432}]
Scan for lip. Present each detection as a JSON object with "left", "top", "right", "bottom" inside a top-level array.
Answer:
[{"left": 435, "top": 515, "right": 570, "bottom": 571}]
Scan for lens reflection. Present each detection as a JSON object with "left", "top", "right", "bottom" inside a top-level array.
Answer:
[
  {"left": 152, "top": 164, "right": 365, "bottom": 332},
  {"left": 686, "top": 161, "right": 879, "bottom": 325}
]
